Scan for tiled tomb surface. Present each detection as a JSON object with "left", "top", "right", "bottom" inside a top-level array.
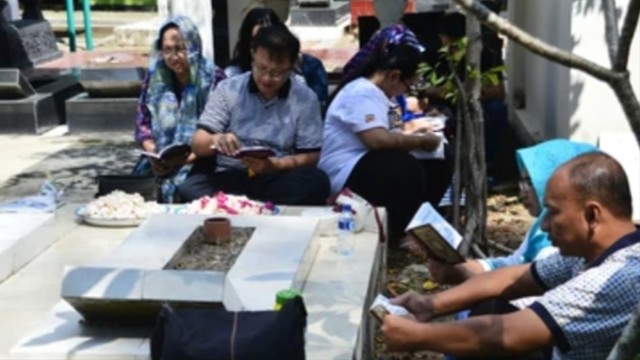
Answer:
[
  {"left": 5, "top": 206, "right": 386, "bottom": 360},
  {"left": 60, "top": 214, "right": 324, "bottom": 325}
]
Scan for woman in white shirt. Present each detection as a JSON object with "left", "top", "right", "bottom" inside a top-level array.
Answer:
[{"left": 318, "top": 24, "right": 453, "bottom": 243}]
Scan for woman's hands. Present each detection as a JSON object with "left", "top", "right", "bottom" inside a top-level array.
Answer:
[{"left": 148, "top": 152, "right": 193, "bottom": 178}]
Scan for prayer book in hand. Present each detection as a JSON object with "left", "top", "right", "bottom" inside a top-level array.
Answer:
[
  {"left": 369, "top": 294, "right": 410, "bottom": 323},
  {"left": 140, "top": 144, "right": 191, "bottom": 161},
  {"left": 405, "top": 202, "right": 465, "bottom": 265},
  {"left": 212, "top": 145, "right": 276, "bottom": 159}
]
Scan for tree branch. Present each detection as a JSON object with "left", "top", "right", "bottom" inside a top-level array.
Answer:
[
  {"left": 452, "top": 0, "right": 624, "bottom": 83},
  {"left": 602, "top": 0, "right": 620, "bottom": 66},
  {"left": 614, "top": 0, "right": 640, "bottom": 71}
]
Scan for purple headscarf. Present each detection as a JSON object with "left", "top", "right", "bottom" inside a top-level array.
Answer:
[{"left": 342, "top": 24, "right": 425, "bottom": 80}]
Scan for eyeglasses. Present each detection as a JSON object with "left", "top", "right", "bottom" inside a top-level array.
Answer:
[
  {"left": 161, "top": 47, "right": 187, "bottom": 58},
  {"left": 252, "top": 62, "right": 291, "bottom": 81},
  {"left": 518, "top": 177, "right": 533, "bottom": 192}
]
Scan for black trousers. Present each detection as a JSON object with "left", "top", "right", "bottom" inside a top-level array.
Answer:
[
  {"left": 456, "top": 299, "right": 552, "bottom": 360},
  {"left": 177, "top": 160, "right": 330, "bottom": 206},
  {"left": 344, "top": 148, "right": 453, "bottom": 242}
]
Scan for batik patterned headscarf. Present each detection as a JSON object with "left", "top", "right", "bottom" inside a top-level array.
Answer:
[
  {"left": 144, "top": 15, "right": 215, "bottom": 202},
  {"left": 342, "top": 24, "right": 425, "bottom": 81}
]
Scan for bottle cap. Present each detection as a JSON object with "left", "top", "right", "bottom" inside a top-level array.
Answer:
[
  {"left": 341, "top": 203, "right": 352, "bottom": 212},
  {"left": 275, "top": 289, "right": 302, "bottom": 310},
  {"left": 276, "top": 289, "right": 302, "bottom": 303}
]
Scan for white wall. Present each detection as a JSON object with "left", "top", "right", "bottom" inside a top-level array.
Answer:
[
  {"left": 158, "top": 0, "right": 215, "bottom": 61},
  {"left": 508, "top": 0, "right": 640, "bottom": 145},
  {"left": 508, "top": 0, "right": 640, "bottom": 220},
  {"left": 507, "top": 0, "right": 572, "bottom": 142},
  {"left": 566, "top": 0, "right": 640, "bottom": 144}
]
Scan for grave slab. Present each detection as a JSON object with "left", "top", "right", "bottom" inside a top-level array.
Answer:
[
  {"left": 6, "top": 206, "right": 387, "bottom": 360},
  {"left": 77, "top": 68, "right": 146, "bottom": 99},
  {"left": 1, "top": 19, "right": 62, "bottom": 68},
  {"left": 60, "top": 214, "right": 323, "bottom": 323},
  {"left": 0, "top": 94, "right": 56, "bottom": 133},
  {"left": 66, "top": 93, "right": 137, "bottom": 133},
  {"left": 0, "top": 69, "right": 35, "bottom": 99},
  {"left": 0, "top": 69, "right": 83, "bottom": 133},
  {"left": 0, "top": 205, "right": 78, "bottom": 283}
]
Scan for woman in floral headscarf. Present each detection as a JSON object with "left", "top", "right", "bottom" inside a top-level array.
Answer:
[
  {"left": 133, "top": 15, "right": 226, "bottom": 203},
  {"left": 318, "top": 24, "right": 453, "bottom": 243}
]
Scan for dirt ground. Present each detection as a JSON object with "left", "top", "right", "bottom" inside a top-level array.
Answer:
[{"left": 375, "top": 187, "right": 534, "bottom": 360}]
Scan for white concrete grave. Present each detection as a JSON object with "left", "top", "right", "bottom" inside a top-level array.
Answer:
[
  {"left": 0, "top": 206, "right": 78, "bottom": 283},
  {"left": 61, "top": 214, "right": 323, "bottom": 313},
  {"left": 7, "top": 206, "right": 386, "bottom": 360}
]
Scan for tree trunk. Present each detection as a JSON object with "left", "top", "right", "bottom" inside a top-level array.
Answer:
[{"left": 461, "top": 15, "right": 487, "bottom": 256}]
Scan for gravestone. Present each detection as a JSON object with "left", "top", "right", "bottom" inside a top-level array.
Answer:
[
  {"left": 59, "top": 214, "right": 322, "bottom": 325},
  {"left": 374, "top": 0, "right": 408, "bottom": 27},
  {"left": 0, "top": 68, "right": 35, "bottom": 99},
  {"left": 0, "top": 68, "right": 57, "bottom": 133},
  {"left": 66, "top": 68, "right": 146, "bottom": 133},
  {"left": 0, "top": 0, "right": 61, "bottom": 69},
  {"left": 289, "top": 0, "right": 350, "bottom": 27},
  {"left": 0, "top": 68, "right": 84, "bottom": 133}
]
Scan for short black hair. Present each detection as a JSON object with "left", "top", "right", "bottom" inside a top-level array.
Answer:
[
  {"left": 229, "top": 8, "right": 283, "bottom": 71},
  {"left": 250, "top": 24, "right": 300, "bottom": 65},
  {"left": 327, "top": 43, "right": 423, "bottom": 107},
  {"left": 565, "top": 152, "right": 633, "bottom": 219}
]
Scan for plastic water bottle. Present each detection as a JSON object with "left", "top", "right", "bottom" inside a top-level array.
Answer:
[{"left": 337, "top": 203, "right": 355, "bottom": 256}]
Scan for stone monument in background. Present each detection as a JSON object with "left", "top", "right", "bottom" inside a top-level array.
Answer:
[{"left": 0, "top": 0, "right": 61, "bottom": 69}]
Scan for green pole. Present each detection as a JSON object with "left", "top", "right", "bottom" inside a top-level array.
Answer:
[
  {"left": 82, "top": 0, "right": 94, "bottom": 51},
  {"left": 65, "top": 0, "right": 77, "bottom": 52}
]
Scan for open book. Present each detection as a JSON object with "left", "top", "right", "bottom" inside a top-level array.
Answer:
[
  {"left": 410, "top": 132, "right": 447, "bottom": 160},
  {"left": 140, "top": 144, "right": 190, "bottom": 161},
  {"left": 212, "top": 145, "right": 276, "bottom": 159},
  {"left": 405, "top": 202, "right": 465, "bottom": 264},
  {"left": 369, "top": 294, "right": 410, "bottom": 322}
]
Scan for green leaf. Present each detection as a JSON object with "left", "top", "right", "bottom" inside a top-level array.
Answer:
[
  {"left": 486, "top": 73, "right": 500, "bottom": 86},
  {"left": 487, "top": 65, "right": 506, "bottom": 74},
  {"left": 430, "top": 71, "right": 446, "bottom": 86}
]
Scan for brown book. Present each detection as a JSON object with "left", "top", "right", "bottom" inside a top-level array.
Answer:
[
  {"left": 140, "top": 143, "right": 190, "bottom": 161},
  {"left": 409, "top": 224, "right": 466, "bottom": 265}
]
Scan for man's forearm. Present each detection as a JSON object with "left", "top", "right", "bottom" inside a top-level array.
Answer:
[
  {"left": 432, "top": 265, "right": 541, "bottom": 316},
  {"left": 407, "top": 314, "right": 543, "bottom": 356},
  {"left": 192, "top": 130, "right": 217, "bottom": 157}
]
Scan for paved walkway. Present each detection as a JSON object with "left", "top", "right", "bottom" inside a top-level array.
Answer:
[{"left": 0, "top": 130, "right": 137, "bottom": 204}]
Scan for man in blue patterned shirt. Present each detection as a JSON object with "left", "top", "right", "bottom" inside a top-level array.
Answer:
[{"left": 382, "top": 151, "right": 640, "bottom": 360}]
